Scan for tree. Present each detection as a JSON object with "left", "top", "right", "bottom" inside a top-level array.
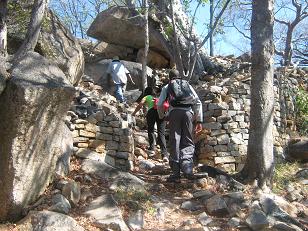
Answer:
[
  {"left": 0, "top": 0, "right": 9, "bottom": 84},
  {"left": 166, "top": 0, "right": 231, "bottom": 80},
  {"left": 274, "top": 0, "right": 308, "bottom": 66},
  {"left": 141, "top": 0, "right": 149, "bottom": 91},
  {"left": 239, "top": 0, "right": 275, "bottom": 189},
  {"left": 0, "top": 0, "right": 7, "bottom": 57},
  {"left": 13, "top": 0, "right": 50, "bottom": 64},
  {"left": 50, "top": 0, "right": 111, "bottom": 39},
  {"left": 224, "top": 0, "right": 307, "bottom": 65}
]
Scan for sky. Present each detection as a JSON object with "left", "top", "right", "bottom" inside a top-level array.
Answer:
[{"left": 191, "top": 2, "right": 250, "bottom": 57}]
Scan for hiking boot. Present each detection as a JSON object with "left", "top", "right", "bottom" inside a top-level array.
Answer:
[
  {"left": 163, "top": 156, "right": 169, "bottom": 162},
  {"left": 162, "top": 152, "right": 169, "bottom": 162},
  {"left": 148, "top": 150, "right": 155, "bottom": 157},
  {"left": 183, "top": 173, "right": 196, "bottom": 180},
  {"left": 166, "top": 174, "right": 181, "bottom": 183}
]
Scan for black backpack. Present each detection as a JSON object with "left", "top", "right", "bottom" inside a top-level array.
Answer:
[{"left": 167, "top": 79, "right": 196, "bottom": 107}]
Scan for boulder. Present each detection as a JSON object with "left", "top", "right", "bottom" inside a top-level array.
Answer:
[
  {"left": 7, "top": 9, "right": 84, "bottom": 86},
  {"left": 286, "top": 139, "right": 308, "bottom": 161},
  {"left": 38, "top": 11, "right": 84, "bottom": 85},
  {"left": 87, "top": 6, "right": 170, "bottom": 60},
  {"left": 79, "top": 39, "right": 134, "bottom": 63},
  {"left": 55, "top": 124, "right": 74, "bottom": 177},
  {"left": 84, "top": 59, "right": 153, "bottom": 91},
  {"left": 17, "top": 211, "right": 84, "bottom": 231},
  {"left": 137, "top": 49, "right": 169, "bottom": 68},
  {"left": 0, "top": 52, "right": 75, "bottom": 221}
]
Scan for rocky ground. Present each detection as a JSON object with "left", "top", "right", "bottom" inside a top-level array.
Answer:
[
  {"left": 0, "top": 59, "right": 307, "bottom": 231},
  {"left": 0, "top": 145, "right": 307, "bottom": 231}
]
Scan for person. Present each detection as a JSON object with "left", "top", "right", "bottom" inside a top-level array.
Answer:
[
  {"left": 132, "top": 86, "right": 169, "bottom": 161},
  {"left": 157, "top": 69, "right": 203, "bottom": 182},
  {"left": 106, "top": 56, "right": 134, "bottom": 104}
]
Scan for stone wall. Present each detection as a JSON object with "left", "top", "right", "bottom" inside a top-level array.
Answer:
[
  {"left": 195, "top": 65, "right": 308, "bottom": 171},
  {"left": 66, "top": 80, "right": 135, "bottom": 171}
]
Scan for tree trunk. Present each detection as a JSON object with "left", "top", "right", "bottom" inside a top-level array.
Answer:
[
  {"left": 239, "top": 0, "right": 275, "bottom": 189},
  {"left": 209, "top": 0, "right": 214, "bottom": 56},
  {"left": 0, "top": 0, "right": 7, "bottom": 57},
  {"left": 141, "top": 0, "right": 149, "bottom": 91},
  {"left": 283, "top": 25, "right": 293, "bottom": 66},
  {"left": 0, "top": 0, "right": 9, "bottom": 83},
  {"left": 13, "top": 0, "right": 49, "bottom": 64}
]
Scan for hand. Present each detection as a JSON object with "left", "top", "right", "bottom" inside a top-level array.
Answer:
[{"left": 194, "top": 123, "right": 202, "bottom": 134}]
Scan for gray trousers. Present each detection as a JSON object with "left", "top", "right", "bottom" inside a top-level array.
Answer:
[{"left": 168, "top": 109, "right": 195, "bottom": 176}]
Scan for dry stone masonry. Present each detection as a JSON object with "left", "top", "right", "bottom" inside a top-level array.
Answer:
[
  {"left": 193, "top": 57, "right": 308, "bottom": 171},
  {"left": 66, "top": 77, "right": 135, "bottom": 171}
]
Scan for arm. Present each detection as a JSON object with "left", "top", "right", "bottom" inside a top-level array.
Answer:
[
  {"left": 127, "top": 73, "right": 135, "bottom": 85},
  {"left": 132, "top": 97, "right": 146, "bottom": 116},
  {"left": 157, "top": 85, "right": 168, "bottom": 119},
  {"left": 189, "top": 85, "right": 203, "bottom": 134},
  {"left": 190, "top": 85, "right": 203, "bottom": 123}
]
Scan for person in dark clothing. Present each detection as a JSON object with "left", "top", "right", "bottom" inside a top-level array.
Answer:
[
  {"left": 132, "top": 86, "right": 169, "bottom": 161},
  {"left": 157, "top": 69, "right": 203, "bottom": 182}
]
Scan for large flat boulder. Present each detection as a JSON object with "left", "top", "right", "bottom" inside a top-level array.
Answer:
[
  {"left": 0, "top": 52, "right": 75, "bottom": 221},
  {"left": 39, "top": 10, "right": 84, "bottom": 85},
  {"left": 87, "top": 6, "right": 170, "bottom": 60},
  {"left": 7, "top": 8, "right": 84, "bottom": 86}
]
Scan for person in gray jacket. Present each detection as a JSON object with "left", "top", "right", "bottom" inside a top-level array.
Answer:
[{"left": 157, "top": 69, "right": 203, "bottom": 182}]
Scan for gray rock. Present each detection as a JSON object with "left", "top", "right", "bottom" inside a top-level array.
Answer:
[
  {"left": 40, "top": 11, "right": 84, "bottom": 85},
  {"left": 245, "top": 209, "right": 269, "bottom": 231},
  {"left": 128, "top": 210, "right": 144, "bottom": 230},
  {"left": 205, "top": 195, "right": 229, "bottom": 216},
  {"left": 62, "top": 181, "right": 81, "bottom": 207},
  {"left": 197, "top": 212, "right": 213, "bottom": 226},
  {"left": 181, "top": 200, "right": 203, "bottom": 211},
  {"left": 18, "top": 210, "right": 84, "bottom": 231},
  {"left": 84, "top": 194, "right": 129, "bottom": 231},
  {"left": 55, "top": 124, "right": 74, "bottom": 177},
  {"left": 87, "top": 6, "right": 170, "bottom": 59},
  {"left": 139, "top": 159, "right": 156, "bottom": 170},
  {"left": 0, "top": 52, "right": 74, "bottom": 221}
]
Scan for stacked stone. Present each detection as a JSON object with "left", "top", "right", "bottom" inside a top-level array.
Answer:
[
  {"left": 196, "top": 63, "right": 308, "bottom": 172},
  {"left": 197, "top": 75, "right": 251, "bottom": 172},
  {"left": 67, "top": 77, "right": 135, "bottom": 171}
]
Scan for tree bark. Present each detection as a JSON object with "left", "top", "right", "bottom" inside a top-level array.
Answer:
[
  {"left": 141, "top": 0, "right": 149, "bottom": 91},
  {"left": 209, "top": 0, "right": 214, "bottom": 56},
  {"left": 13, "top": 0, "right": 49, "bottom": 64},
  {"left": 0, "top": 0, "right": 7, "bottom": 57},
  {"left": 240, "top": 0, "right": 275, "bottom": 189}
]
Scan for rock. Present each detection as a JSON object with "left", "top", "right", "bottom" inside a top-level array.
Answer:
[
  {"left": 245, "top": 210, "right": 269, "bottom": 231},
  {"left": 0, "top": 52, "right": 74, "bottom": 221},
  {"left": 8, "top": 10, "right": 84, "bottom": 86},
  {"left": 84, "top": 194, "right": 129, "bottom": 231},
  {"left": 205, "top": 195, "right": 229, "bottom": 216},
  {"left": 79, "top": 39, "right": 134, "bottom": 63},
  {"left": 55, "top": 124, "right": 74, "bottom": 177},
  {"left": 39, "top": 11, "right": 84, "bottom": 85},
  {"left": 139, "top": 159, "right": 156, "bottom": 170},
  {"left": 17, "top": 210, "right": 84, "bottom": 231},
  {"left": 87, "top": 6, "right": 170, "bottom": 60},
  {"left": 128, "top": 210, "right": 144, "bottom": 230},
  {"left": 137, "top": 49, "right": 169, "bottom": 68},
  {"left": 181, "top": 200, "right": 203, "bottom": 211},
  {"left": 61, "top": 180, "right": 81, "bottom": 207},
  {"left": 197, "top": 212, "right": 213, "bottom": 226},
  {"left": 286, "top": 139, "right": 308, "bottom": 161}
]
